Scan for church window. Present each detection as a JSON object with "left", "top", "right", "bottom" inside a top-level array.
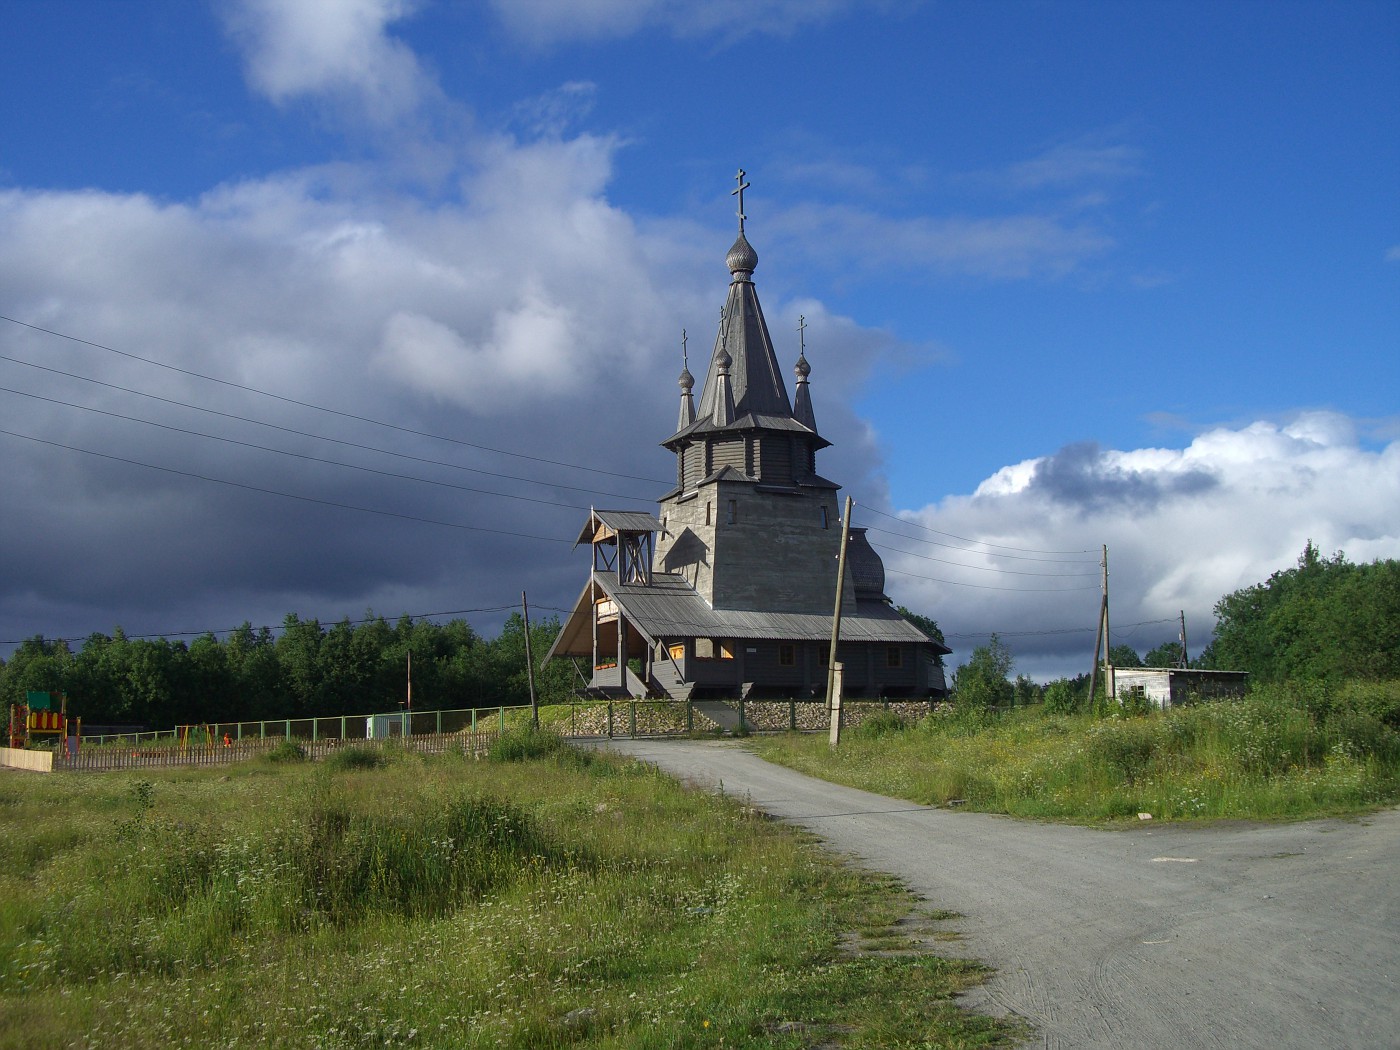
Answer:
[
  {"left": 886, "top": 646, "right": 903, "bottom": 668},
  {"left": 705, "top": 501, "right": 712, "bottom": 526},
  {"left": 818, "top": 644, "right": 830, "bottom": 667},
  {"left": 727, "top": 499, "right": 737, "bottom": 524},
  {"left": 820, "top": 505, "right": 829, "bottom": 529},
  {"left": 668, "top": 643, "right": 686, "bottom": 661},
  {"left": 779, "top": 644, "right": 796, "bottom": 667}
]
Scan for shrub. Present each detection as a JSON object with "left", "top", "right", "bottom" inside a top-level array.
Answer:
[
  {"left": 1042, "top": 680, "right": 1079, "bottom": 715},
  {"left": 854, "top": 709, "right": 908, "bottom": 740},
  {"left": 265, "top": 740, "right": 307, "bottom": 763},
  {"left": 325, "top": 746, "right": 386, "bottom": 772}
]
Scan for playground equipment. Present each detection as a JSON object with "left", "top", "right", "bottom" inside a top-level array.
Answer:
[{"left": 8, "top": 691, "right": 80, "bottom": 754}]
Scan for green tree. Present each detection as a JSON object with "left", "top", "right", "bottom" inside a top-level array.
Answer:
[
  {"left": 1203, "top": 543, "right": 1400, "bottom": 681},
  {"left": 896, "top": 606, "right": 946, "bottom": 666},
  {"left": 1108, "top": 644, "right": 1143, "bottom": 668},
  {"left": 1144, "top": 640, "right": 1187, "bottom": 668},
  {"left": 952, "top": 634, "right": 1014, "bottom": 709}
]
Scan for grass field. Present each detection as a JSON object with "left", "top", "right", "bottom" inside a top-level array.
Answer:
[
  {"left": 0, "top": 734, "right": 1019, "bottom": 1049},
  {"left": 750, "top": 680, "right": 1400, "bottom": 823}
]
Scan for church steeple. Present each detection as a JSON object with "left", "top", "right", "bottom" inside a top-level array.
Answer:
[
  {"left": 687, "top": 171, "right": 800, "bottom": 433},
  {"left": 662, "top": 170, "right": 831, "bottom": 495},
  {"left": 677, "top": 330, "right": 695, "bottom": 431},
  {"left": 792, "top": 315, "right": 817, "bottom": 433}
]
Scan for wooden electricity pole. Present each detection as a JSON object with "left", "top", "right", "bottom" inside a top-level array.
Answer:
[
  {"left": 1088, "top": 544, "right": 1111, "bottom": 710},
  {"left": 522, "top": 590, "right": 539, "bottom": 729},
  {"left": 826, "top": 495, "right": 854, "bottom": 747}
]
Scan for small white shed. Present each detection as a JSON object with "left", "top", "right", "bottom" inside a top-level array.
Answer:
[{"left": 1110, "top": 667, "right": 1249, "bottom": 709}]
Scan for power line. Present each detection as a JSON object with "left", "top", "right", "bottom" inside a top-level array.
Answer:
[
  {"left": 884, "top": 563, "right": 1101, "bottom": 593},
  {"left": 941, "top": 617, "right": 1177, "bottom": 640},
  {"left": 0, "top": 313, "right": 672, "bottom": 486},
  {"left": 859, "top": 521, "right": 1096, "bottom": 565},
  {"left": 869, "top": 539, "right": 1100, "bottom": 578},
  {"left": 0, "top": 353, "right": 660, "bottom": 501},
  {"left": 0, "top": 428, "right": 577, "bottom": 544},
  {"left": 857, "top": 503, "right": 1098, "bottom": 556},
  {"left": 0, "top": 384, "right": 650, "bottom": 513}
]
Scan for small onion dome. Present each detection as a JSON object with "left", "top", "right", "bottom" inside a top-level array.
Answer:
[
  {"left": 716, "top": 348, "right": 732, "bottom": 373},
  {"left": 726, "top": 231, "right": 758, "bottom": 276},
  {"left": 794, "top": 351, "right": 810, "bottom": 380},
  {"left": 846, "top": 530, "right": 886, "bottom": 599},
  {"left": 679, "top": 366, "right": 694, "bottom": 392}
]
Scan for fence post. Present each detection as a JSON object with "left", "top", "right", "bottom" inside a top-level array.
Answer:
[
  {"left": 436, "top": 710, "right": 442, "bottom": 734},
  {"left": 499, "top": 707, "right": 505, "bottom": 733},
  {"left": 687, "top": 701, "right": 693, "bottom": 733},
  {"left": 285, "top": 719, "right": 291, "bottom": 740},
  {"left": 739, "top": 700, "right": 746, "bottom": 733},
  {"left": 789, "top": 699, "right": 796, "bottom": 731}
]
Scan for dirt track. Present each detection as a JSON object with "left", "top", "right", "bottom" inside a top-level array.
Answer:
[{"left": 601, "top": 738, "right": 1400, "bottom": 1050}]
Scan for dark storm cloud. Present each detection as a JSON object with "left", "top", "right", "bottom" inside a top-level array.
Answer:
[{"left": 1028, "top": 441, "right": 1219, "bottom": 510}]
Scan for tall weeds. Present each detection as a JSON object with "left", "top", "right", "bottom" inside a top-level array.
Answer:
[
  {"left": 753, "top": 680, "right": 1400, "bottom": 822},
  {"left": 0, "top": 739, "right": 1013, "bottom": 1048}
]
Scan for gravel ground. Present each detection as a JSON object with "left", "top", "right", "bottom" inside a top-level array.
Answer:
[{"left": 599, "top": 738, "right": 1400, "bottom": 1050}]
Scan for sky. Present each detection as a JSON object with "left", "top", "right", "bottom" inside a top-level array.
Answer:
[{"left": 2, "top": 0, "right": 1397, "bottom": 682}]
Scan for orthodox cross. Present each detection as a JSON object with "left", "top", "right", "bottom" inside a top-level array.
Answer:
[
  {"left": 732, "top": 168, "right": 749, "bottom": 232},
  {"left": 681, "top": 328, "right": 688, "bottom": 370},
  {"left": 797, "top": 314, "right": 807, "bottom": 355}
]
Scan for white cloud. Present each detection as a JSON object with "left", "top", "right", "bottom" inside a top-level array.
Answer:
[
  {"left": 772, "top": 202, "right": 1114, "bottom": 281},
  {"left": 1003, "top": 142, "right": 1143, "bottom": 190},
  {"left": 884, "top": 413, "right": 1400, "bottom": 679},
  {"left": 0, "top": 134, "right": 910, "bottom": 649},
  {"left": 487, "top": 0, "right": 873, "bottom": 46},
  {"left": 222, "top": 0, "right": 435, "bottom": 123}
]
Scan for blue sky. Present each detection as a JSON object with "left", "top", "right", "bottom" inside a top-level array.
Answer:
[{"left": 2, "top": 0, "right": 1397, "bottom": 679}]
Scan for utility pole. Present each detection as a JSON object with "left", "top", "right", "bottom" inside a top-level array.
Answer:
[
  {"left": 1088, "top": 544, "right": 1111, "bottom": 711},
  {"left": 1178, "top": 609, "right": 1190, "bottom": 668},
  {"left": 405, "top": 650, "right": 412, "bottom": 737},
  {"left": 522, "top": 590, "right": 539, "bottom": 729},
  {"left": 1103, "top": 544, "right": 1113, "bottom": 706},
  {"left": 826, "top": 495, "right": 854, "bottom": 747}
]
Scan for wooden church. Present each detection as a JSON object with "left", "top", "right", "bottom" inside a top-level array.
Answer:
[{"left": 547, "top": 174, "right": 950, "bottom": 700}]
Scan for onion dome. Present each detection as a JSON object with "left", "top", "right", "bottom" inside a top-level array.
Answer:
[
  {"left": 679, "top": 366, "right": 694, "bottom": 392},
  {"left": 794, "top": 352, "right": 810, "bottom": 380},
  {"left": 726, "top": 232, "right": 758, "bottom": 278}
]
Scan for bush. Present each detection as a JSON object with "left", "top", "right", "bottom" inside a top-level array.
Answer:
[
  {"left": 325, "top": 746, "right": 386, "bottom": 772},
  {"left": 265, "top": 740, "right": 307, "bottom": 763},
  {"left": 1042, "top": 680, "right": 1079, "bottom": 715},
  {"left": 854, "top": 709, "right": 908, "bottom": 740}
]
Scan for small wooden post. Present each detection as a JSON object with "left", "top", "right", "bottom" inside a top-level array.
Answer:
[{"left": 828, "top": 663, "right": 844, "bottom": 748}]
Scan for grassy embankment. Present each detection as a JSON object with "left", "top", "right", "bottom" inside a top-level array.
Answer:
[
  {"left": 750, "top": 680, "right": 1400, "bottom": 822},
  {"left": 0, "top": 734, "right": 1019, "bottom": 1049}
]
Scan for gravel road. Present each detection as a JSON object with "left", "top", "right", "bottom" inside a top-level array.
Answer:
[{"left": 599, "top": 738, "right": 1400, "bottom": 1050}]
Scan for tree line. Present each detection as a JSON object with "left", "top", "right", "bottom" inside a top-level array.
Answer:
[
  {"left": 952, "top": 545, "right": 1400, "bottom": 710},
  {"left": 0, "top": 612, "right": 578, "bottom": 730}
]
